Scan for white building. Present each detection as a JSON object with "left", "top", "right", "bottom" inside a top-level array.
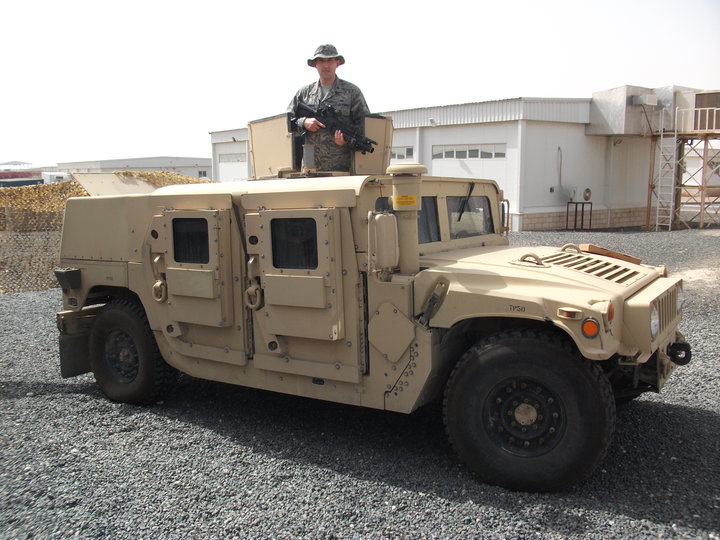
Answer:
[
  {"left": 210, "top": 129, "right": 248, "bottom": 182},
  {"left": 0, "top": 161, "right": 33, "bottom": 170},
  {"left": 58, "top": 156, "right": 211, "bottom": 179},
  {"left": 210, "top": 85, "right": 719, "bottom": 231}
]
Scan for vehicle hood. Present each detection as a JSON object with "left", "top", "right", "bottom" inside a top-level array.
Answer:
[{"left": 419, "top": 244, "right": 662, "bottom": 297}]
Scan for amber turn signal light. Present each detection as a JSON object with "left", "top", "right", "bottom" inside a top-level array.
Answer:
[{"left": 581, "top": 318, "right": 600, "bottom": 338}]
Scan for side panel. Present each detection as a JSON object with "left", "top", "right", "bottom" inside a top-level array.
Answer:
[{"left": 61, "top": 196, "right": 138, "bottom": 261}]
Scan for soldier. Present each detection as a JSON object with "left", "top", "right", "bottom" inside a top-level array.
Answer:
[{"left": 288, "top": 44, "right": 370, "bottom": 172}]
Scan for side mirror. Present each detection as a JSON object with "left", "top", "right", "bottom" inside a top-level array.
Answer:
[
  {"left": 500, "top": 199, "right": 510, "bottom": 233},
  {"left": 368, "top": 212, "right": 399, "bottom": 273}
]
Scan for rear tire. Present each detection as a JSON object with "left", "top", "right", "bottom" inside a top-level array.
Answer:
[
  {"left": 89, "top": 298, "right": 175, "bottom": 405},
  {"left": 443, "top": 329, "right": 615, "bottom": 492}
]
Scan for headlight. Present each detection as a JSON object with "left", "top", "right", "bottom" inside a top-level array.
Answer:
[
  {"left": 650, "top": 303, "right": 660, "bottom": 338},
  {"left": 676, "top": 283, "right": 685, "bottom": 312}
]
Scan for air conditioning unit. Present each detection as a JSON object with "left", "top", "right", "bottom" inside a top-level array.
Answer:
[{"left": 631, "top": 94, "right": 659, "bottom": 107}]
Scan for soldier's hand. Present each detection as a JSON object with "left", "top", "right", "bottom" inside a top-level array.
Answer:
[
  {"left": 303, "top": 118, "right": 326, "bottom": 132},
  {"left": 334, "top": 130, "right": 346, "bottom": 146}
]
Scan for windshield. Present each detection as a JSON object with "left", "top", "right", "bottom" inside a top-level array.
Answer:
[
  {"left": 375, "top": 194, "right": 494, "bottom": 242},
  {"left": 447, "top": 196, "right": 494, "bottom": 238}
]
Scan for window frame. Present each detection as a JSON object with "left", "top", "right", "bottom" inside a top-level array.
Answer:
[
  {"left": 390, "top": 146, "right": 415, "bottom": 160},
  {"left": 431, "top": 143, "right": 506, "bottom": 160},
  {"left": 172, "top": 217, "right": 210, "bottom": 264}
]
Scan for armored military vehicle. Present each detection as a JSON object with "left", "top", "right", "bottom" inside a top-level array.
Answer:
[{"left": 55, "top": 114, "right": 691, "bottom": 491}]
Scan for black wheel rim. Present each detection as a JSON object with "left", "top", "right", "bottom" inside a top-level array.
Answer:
[
  {"left": 104, "top": 330, "right": 140, "bottom": 383},
  {"left": 483, "top": 377, "right": 565, "bottom": 457}
]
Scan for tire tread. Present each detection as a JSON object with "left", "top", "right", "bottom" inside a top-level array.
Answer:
[
  {"left": 443, "top": 328, "right": 616, "bottom": 491},
  {"left": 92, "top": 297, "right": 176, "bottom": 405}
]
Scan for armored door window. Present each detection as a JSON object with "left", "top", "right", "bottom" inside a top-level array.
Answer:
[
  {"left": 271, "top": 218, "right": 318, "bottom": 269},
  {"left": 172, "top": 218, "right": 209, "bottom": 264}
]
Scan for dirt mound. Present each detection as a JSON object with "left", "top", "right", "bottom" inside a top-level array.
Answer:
[
  {"left": 114, "top": 170, "right": 215, "bottom": 188},
  {"left": 0, "top": 179, "right": 88, "bottom": 212}
]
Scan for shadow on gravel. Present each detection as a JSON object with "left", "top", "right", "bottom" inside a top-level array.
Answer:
[
  {"left": 105, "top": 375, "right": 720, "bottom": 535},
  {"left": 0, "top": 379, "right": 98, "bottom": 401}
]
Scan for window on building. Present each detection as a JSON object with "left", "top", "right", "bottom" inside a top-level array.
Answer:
[
  {"left": 219, "top": 153, "right": 247, "bottom": 163},
  {"left": 173, "top": 218, "right": 209, "bottom": 264},
  {"left": 271, "top": 218, "right": 318, "bottom": 269},
  {"left": 391, "top": 146, "right": 414, "bottom": 160},
  {"left": 432, "top": 144, "right": 506, "bottom": 160},
  {"left": 198, "top": 170, "right": 207, "bottom": 177}
]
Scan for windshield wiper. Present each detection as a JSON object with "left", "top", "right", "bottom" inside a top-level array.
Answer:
[{"left": 457, "top": 182, "right": 475, "bottom": 222}]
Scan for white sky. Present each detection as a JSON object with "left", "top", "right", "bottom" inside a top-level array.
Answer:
[{"left": 1, "top": 0, "right": 719, "bottom": 167}]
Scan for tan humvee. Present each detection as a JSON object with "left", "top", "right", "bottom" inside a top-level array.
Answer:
[{"left": 55, "top": 114, "right": 691, "bottom": 492}]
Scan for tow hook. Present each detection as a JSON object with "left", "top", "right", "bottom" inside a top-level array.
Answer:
[{"left": 668, "top": 342, "right": 692, "bottom": 366}]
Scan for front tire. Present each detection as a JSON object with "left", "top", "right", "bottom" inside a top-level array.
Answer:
[
  {"left": 89, "top": 298, "right": 175, "bottom": 405},
  {"left": 444, "top": 329, "right": 615, "bottom": 492}
]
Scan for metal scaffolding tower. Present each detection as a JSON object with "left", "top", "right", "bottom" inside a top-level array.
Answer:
[
  {"left": 648, "top": 106, "right": 720, "bottom": 230},
  {"left": 654, "top": 114, "right": 678, "bottom": 230}
]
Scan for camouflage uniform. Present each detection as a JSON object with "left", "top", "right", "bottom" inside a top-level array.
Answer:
[{"left": 288, "top": 78, "right": 369, "bottom": 172}]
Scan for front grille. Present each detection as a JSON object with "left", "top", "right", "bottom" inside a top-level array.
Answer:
[
  {"left": 656, "top": 285, "right": 679, "bottom": 335},
  {"left": 542, "top": 253, "right": 644, "bottom": 286}
]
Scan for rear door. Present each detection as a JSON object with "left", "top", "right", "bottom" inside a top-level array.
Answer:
[{"left": 244, "top": 207, "right": 363, "bottom": 383}]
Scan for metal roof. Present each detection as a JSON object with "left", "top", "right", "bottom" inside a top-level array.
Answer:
[
  {"left": 380, "top": 98, "right": 591, "bottom": 128},
  {"left": 58, "top": 156, "right": 211, "bottom": 168}
]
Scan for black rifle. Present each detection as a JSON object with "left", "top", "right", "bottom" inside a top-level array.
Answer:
[{"left": 296, "top": 102, "right": 377, "bottom": 154}]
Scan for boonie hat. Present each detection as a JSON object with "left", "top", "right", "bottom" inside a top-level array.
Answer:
[{"left": 307, "top": 44, "right": 345, "bottom": 67}]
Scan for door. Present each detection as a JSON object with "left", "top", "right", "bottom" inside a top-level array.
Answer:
[{"left": 244, "top": 207, "right": 363, "bottom": 383}]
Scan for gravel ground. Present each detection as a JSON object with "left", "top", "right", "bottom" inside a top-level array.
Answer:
[{"left": 1, "top": 228, "right": 719, "bottom": 539}]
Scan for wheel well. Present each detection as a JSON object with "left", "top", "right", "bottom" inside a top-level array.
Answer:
[
  {"left": 426, "top": 317, "right": 576, "bottom": 404},
  {"left": 84, "top": 286, "right": 140, "bottom": 308},
  {"left": 442, "top": 316, "right": 571, "bottom": 360}
]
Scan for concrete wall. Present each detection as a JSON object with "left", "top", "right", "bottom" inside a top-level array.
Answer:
[
  {"left": 518, "top": 125, "right": 652, "bottom": 230},
  {"left": 520, "top": 121, "right": 606, "bottom": 211}
]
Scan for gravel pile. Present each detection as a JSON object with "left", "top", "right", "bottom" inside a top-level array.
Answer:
[{"left": 1, "top": 228, "right": 719, "bottom": 539}]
